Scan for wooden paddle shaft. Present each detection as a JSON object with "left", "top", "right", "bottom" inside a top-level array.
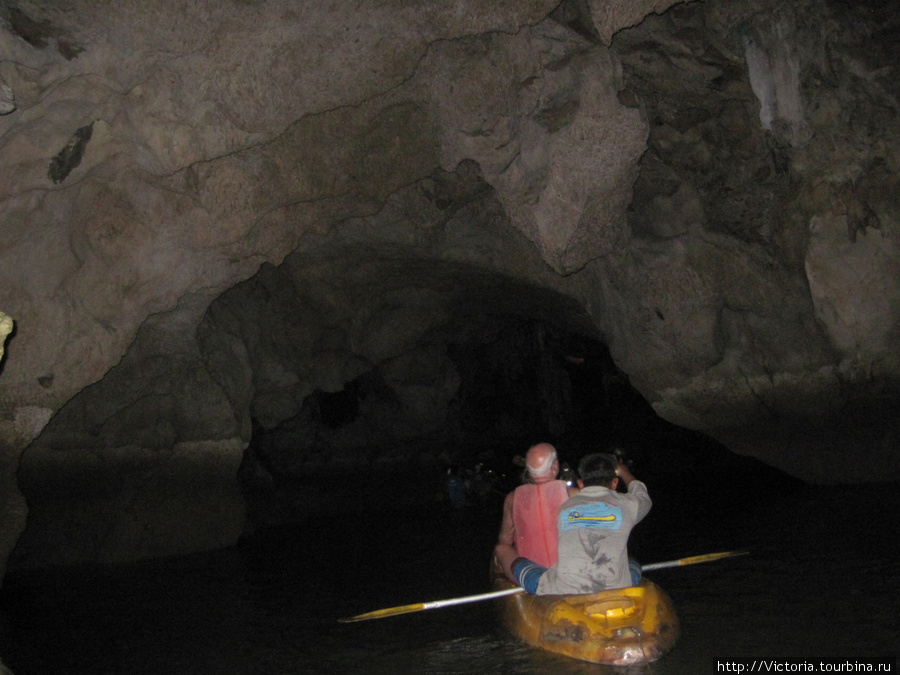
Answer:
[{"left": 642, "top": 550, "right": 748, "bottom": 572}]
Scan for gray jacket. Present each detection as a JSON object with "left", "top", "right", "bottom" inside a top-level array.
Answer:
[{"left": 536, "top": 481, "right": 651, "bottom": 595}]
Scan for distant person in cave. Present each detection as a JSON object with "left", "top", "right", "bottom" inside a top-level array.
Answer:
[
  {"left": 512, "top": 452, "right": 651, "bottom": 594},
  {"left": 494, "top": 442, "right": 577, "bottom": 584},
  {"left": 445, "top": 466, "right": 468, "bottom": 507}
]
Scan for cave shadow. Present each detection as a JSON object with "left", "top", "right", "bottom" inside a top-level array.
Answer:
[{"left": 235, "top": 321, "right": 797, "bottom": 534}]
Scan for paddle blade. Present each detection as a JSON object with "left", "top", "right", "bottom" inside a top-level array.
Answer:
[
  {"left": 677, "top": 550, "right": 749, "bottom": 566},
  {"left": 641, "top": 550, "right": 749, "bottom": 572},
  {"left": 338, "top": 602, "right": 426, "bottom": 623}
]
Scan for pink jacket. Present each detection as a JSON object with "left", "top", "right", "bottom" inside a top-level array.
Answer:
[{"left": 512, "top": 480, "right": 569, "bottom": 568}]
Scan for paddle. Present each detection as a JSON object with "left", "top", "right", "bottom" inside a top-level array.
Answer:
[
  {"left": 338, "top": 587, "right": 525, "bottom": 623},
  {"left": 641, "top": 549, "right": 749, "bottom": 572},
  {"left": 337, "top": 549, "right": 748, "bottom": 623}
]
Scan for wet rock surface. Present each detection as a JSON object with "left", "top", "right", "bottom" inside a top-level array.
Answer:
[{"left": 0, "top": 0, "right": 898, "bottom": 571}]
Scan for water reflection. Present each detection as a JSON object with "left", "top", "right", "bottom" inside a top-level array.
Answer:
[{"left": 1, "top": 462, "right": 897, "bottom": 674}]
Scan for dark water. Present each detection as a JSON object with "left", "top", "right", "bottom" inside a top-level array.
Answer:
[{"left": 1, "top": 462, "right": 898, "bottom": 675}]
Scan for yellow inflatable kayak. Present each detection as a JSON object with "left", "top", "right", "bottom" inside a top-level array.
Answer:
[{"left": 493, "top": 574, "right": 680, "bottom": 666}]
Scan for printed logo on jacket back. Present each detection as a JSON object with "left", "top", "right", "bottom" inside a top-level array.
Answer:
[{"left": 559, "top": 502, "right": 622, "bottom": 531}]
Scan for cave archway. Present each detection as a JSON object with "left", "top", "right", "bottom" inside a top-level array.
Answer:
[{"left": 17, "top": 230, "right": 666, "bottom": 567}]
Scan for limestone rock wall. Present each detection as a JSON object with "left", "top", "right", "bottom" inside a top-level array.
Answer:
[
  {"left": 1, "top": 0, "right": 898, "bottom": 574},
  {"left": 0, "top": 311, "right": 26, "bottom": 591},
  {"left": 605, "top": 0, "right": 900, "bottom": 481},
  {"left": 0, "top": 0, "right": 563, "bottom": 572},
  {"left": 0, "top": 311, "right": 11, "bottom": 363}
]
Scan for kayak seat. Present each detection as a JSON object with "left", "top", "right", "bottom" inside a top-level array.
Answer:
[{"left": 586, "top": 597, "right": 636, "bottom": 619}]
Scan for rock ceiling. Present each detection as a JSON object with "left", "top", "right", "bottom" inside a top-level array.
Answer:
[{"left": 1, "top": 0, "right": 898, "bottom": 570}]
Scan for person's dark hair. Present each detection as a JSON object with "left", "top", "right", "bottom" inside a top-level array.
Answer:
[{"left": 577, "top": 453, "right": 618, "bottom": 487}]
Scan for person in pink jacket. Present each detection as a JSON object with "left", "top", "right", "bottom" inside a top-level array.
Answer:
[{"left": 494, "top": 443, "right": 577, "bottom": 583}]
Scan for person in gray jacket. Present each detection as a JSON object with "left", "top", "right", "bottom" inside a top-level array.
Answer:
[{"left": 512, "top": 452, "right": 651, "bottom": 595}]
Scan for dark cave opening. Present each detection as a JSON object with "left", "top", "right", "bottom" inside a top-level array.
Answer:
[
  {"left": 237, "top": 319, "right": 765, "bottom": 529},
  {"left": 316, "top": 383, "right": 362, "bottom": 430}
]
